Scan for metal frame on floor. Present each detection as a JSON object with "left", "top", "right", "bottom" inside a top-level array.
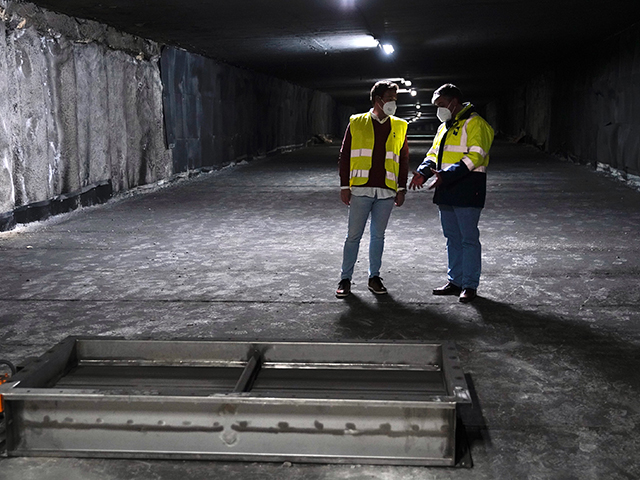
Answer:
[{"left": 0, "top": 337, "right": 471, "bottom": 466}]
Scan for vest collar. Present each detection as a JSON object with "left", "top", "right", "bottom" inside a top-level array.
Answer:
[
  {"left": 454, "top": 103, "right": 475, "bottom": 121},
  {"left": 446, "top": 103, "right": 475, "bottom": 129}
]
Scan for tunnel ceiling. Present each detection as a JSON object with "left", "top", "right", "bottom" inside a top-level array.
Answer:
[{"left": 27, "top": 0, "right": 640, "bottom": 112}]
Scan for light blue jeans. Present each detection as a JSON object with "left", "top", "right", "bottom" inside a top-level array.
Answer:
[
  {"left": 438, "top": 205, "right": 483, "bottom": 290},
  {"left": 341, "top": 195, "right": 395, "bottom": 280}
]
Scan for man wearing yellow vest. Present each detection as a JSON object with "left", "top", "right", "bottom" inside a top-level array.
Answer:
[
  {"left": 336, "top": 80, "right": 409, "bottom": 298},
  {"left": 409, "top": 84, "right": 494, "bottom": 303}
]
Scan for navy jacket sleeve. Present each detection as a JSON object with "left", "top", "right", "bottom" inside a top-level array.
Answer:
[
  {"left": 439, "top": 160, "right": 471, "bottom": 185},
  {"left": 416, "top": 158, "right": 437, "bottom": 178}
]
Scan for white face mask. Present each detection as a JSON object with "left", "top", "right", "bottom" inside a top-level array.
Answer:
[
  {"left": 436, "top": 99, "right": 454, "bottom": 122},
  {"left": 436, "top": 106, "right": 452, "bottom": 122},
  {"left": 382, "top": 100, "right": 397, "bottom": 116}
]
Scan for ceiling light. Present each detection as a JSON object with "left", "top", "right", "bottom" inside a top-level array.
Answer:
[
  {"left": 410, "top": 89, "right": 417, "bottom": 96},
  {"left": 416, "top": 104, "right": 421, "bottom": 109},
  {"left": 381, "top": 43, "right": 394, "bottom": 55},
  {"left": 353, "top": 35, "right": 381, "bottom": 49},
  {"left": 386, "top": 77, "right": 412, "bottom": 86}
]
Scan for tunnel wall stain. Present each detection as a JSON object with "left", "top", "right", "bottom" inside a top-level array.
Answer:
[
  {"left": 161, "top": 46, "right": 351, "bottom": 174},
  {"left": 493, "top": 21, "right": 640, "bottom": 181}
]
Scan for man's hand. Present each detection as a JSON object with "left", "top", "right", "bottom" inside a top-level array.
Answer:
[
  {"left": 395, "top": 190, "right": 406, "bottom": 206},
  {"left": 340, "top": 188, "right": 351, "bottom": 205},
  {"left": 428, "top": 168, "right": 443, "bottom": 189},
  {"left": 409, "top": 172, "right": 426, "bottom": 190}
]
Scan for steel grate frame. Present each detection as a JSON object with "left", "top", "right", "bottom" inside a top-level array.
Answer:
[{"left": 0, "top": 337, "right": 471, "bottom": 466}]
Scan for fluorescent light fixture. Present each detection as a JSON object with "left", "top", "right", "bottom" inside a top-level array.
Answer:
[
  {"left": 386, "top": 78, "right": 412, "bottom": 86},
  {"left": 381, "top": 43, "right": 395, "bottom": 55},
  {"left": 353, "top": 35, "right": 381, "bottom": 49},
  {"left": 262, "top": 34, "right": 380, "bottom": 52}
]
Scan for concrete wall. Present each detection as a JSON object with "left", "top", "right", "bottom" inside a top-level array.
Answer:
[
  {"left": 493, "top": 21, "right": 640, "bottom": 180},
  {"left": 161, "top": 47, "right": 351, "bottom": 174},
  {"left": 1, "top": 1, "right": 350, "bottom": 230},
  {"left": 0, "top": 0, "right": 172, "bottom": 219}
]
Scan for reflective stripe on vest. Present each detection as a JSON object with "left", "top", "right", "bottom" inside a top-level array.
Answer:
[
  {"left": 351, "top": 148, "right": 374, "bottom": 158},
  {"left": 350, "top": 169, "right": 370, "bottom": 180},
  {"left": 386, "top": 151, "right": 400, "bottom": 163}
]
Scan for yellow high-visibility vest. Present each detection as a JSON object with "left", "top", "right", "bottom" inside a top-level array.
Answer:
[
  {"left": 425, "top": 104, "right": 494, "bottom": 172},
  {"left": 349, "top": 112, "right": 408, "bottom": 191}
]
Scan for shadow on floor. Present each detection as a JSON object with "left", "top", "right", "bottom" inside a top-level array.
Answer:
[
  {"left": 335, "top": 292, "right": 477, "bottom": 341},
  {"left": 335, "top": 292, "right": 640, "bottom": 467},
  {"left": 469, "top": 297, "right": 640, "bottom": 391}
]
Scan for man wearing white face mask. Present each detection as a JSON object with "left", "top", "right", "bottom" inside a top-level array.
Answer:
[
  {"left": 409, "top": 84, "right": 494, "bottom": 303},
  {"left": 336, "top": 80, "right": 409, "bottom": 298}
]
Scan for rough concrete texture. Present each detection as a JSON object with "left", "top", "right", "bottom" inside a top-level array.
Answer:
[
  {"left": 161, "top": 47, "right": 353, "bottom": 174},
  {"left": 490, "top": 20, "right": 640, "bottom": 179},
  {"left": 1, "top": 140, "right": 639, "bottom": 479},
  {"left": 0, "top": 0, "right": 172, "bottom": 212},
  {"left": 0, "top": 0, "right": 351, "bottom": 223}
]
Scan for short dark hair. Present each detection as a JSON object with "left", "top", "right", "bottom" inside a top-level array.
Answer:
[
  {"left": 432, "top": 84, "right": 463, "bottom": 104},
  {"left": 370, "top": 80, "right": 398, "bottom": 106}
]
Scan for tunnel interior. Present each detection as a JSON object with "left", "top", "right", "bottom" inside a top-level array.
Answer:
[
  {"left": 2, "top": 0, "right": 640, "bottom": 224},
  {"left": 1, "top": 0, "right": 640, "bottom": 478}
]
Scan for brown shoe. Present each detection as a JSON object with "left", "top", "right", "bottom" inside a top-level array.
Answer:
[
  {"left": 336, "top": 279, "right": 351, "bottom": 298},
  {"left": 368, "top": 276, "right": 388, "bottom": 295},
  {"left": 432, "top": 282, "right": 462, "bottom": 296},
  {"left": 459, "top": 288, "right": 477, "bottom": 303}
]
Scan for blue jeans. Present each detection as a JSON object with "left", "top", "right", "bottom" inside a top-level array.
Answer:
[
  {"left": 438, "top": 205, "right": 483, "bottom": 290},
  {"left": 341, "top": 195, "right": 395, "bottom": 280}
]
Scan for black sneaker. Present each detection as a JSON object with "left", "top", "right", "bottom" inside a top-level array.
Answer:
[
  {"left": 432, "top": 282, "right": 462, "bottom": 296},
  {"left": 336, "top": 279, "right": 351, "bottom": 298},
  {"left": 368, "top": 276, "right": 388, "bottom": 295}
]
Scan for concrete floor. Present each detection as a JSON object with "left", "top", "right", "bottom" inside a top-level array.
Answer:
[{"left": 1, "top": 140, "right": 639, "bottom": 479}]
